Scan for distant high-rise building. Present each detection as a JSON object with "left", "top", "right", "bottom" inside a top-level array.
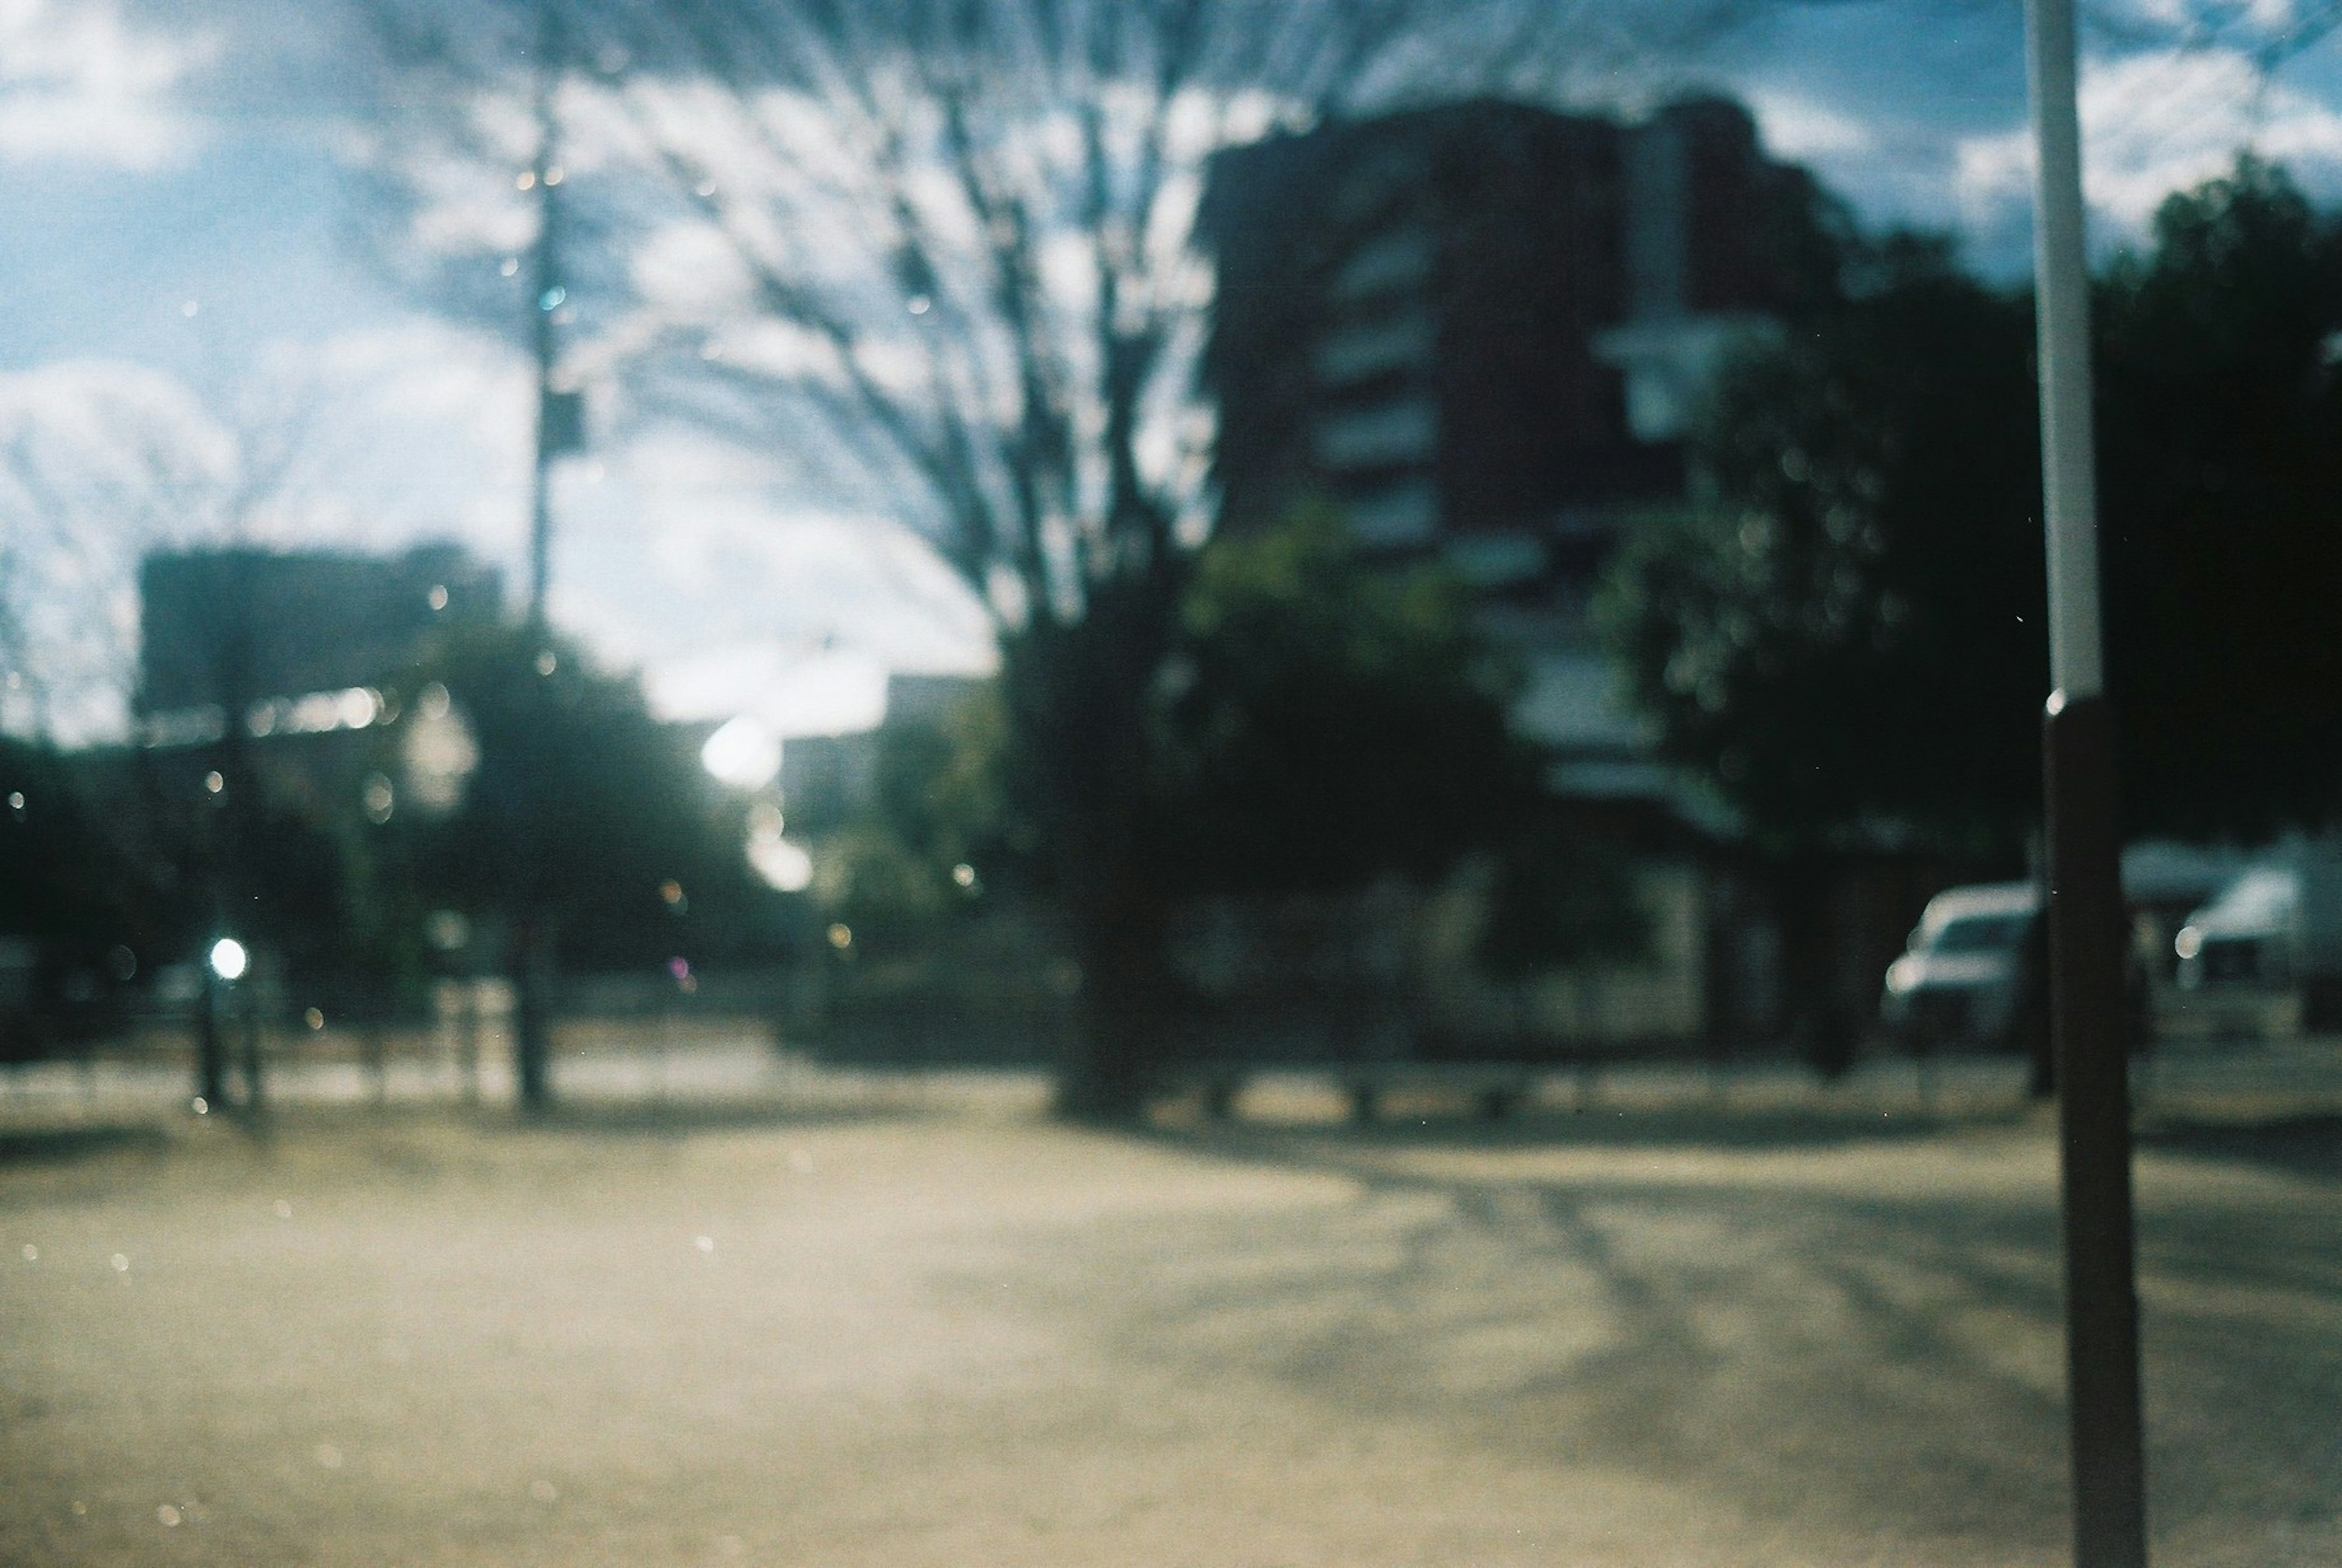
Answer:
[
  {"left": 1197, "top": 98, "right": 1839, "bottom": 1049},
  {"left": 1199, "top": 95, "right": 1832, "bottom": 587},
  {"left": 137, "top": 543, "right": 502, "bottom": 736},
  {"left": 1199, "top": 96, "right": 1834, "bottom": 765}
]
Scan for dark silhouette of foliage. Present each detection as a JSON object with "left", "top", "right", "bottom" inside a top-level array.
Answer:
[
  {"left": 1606, "top": 159, "right": 2342, "bottom": 855},
  {"left": 1600, "top": 242, "right": 2046, "bottom": 861},
  {"left": 853, "top": 512, "right": 1646, "bottom": 1106},
  {"left": 0, "top": 739, "right": 158, "bottom": 956},
  {"left": 1603, "top": 163, "right": 2342, "bottom": 1077},
  {"left": 407, "top": 625, "right": 779, "bottom": 973},
  {"left": 1153, "top": 512, "right": 1539, "bottom": 897},
  {"left": 2097, "top": 157, "right": 2342, "bottom": 841}
]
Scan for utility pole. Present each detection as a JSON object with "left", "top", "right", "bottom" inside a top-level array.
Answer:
[
  {"left": 201, "top": 562, "right": 263, "bottom": 1116},
  {"left": 513, "top": 0, "right": 574, "bottom": 1114},
  {"left": 528, "top": 1, "right": 570, "bottom": 626},
  {"left": 2024, "top": 1, "right": 2149, "bottom": 1564}
]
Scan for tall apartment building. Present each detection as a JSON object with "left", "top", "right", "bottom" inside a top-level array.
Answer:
[
  {"left": 1200, "top": 95, "right": 1832, "bottom": 758},
  {"left": 1200, "top": 95, "right": 1828, "bottom": 588},
  {"left": 1196, "top": 98, "right": 1836, "bottom": 1048}
]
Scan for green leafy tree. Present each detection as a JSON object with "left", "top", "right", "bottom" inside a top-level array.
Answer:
[
  {"left": 922, "top": 512, "right": 1625, "bottom": 1104},
  {"left": 407, "top": 625, "right": 777, "bottom": 978},
  {"left": 1601, "top": 241, "right": 2047, "bottom": 861},
  {"left": 2097, "top": 158, "right": 2342, "bottom": 840},
  {"left": 1151, "top": 512, "right": 1540, "bottom": 894},
  {"left": 1597, "top": 243, "right": 2050, "bottom": 1072},
  {"left": 820, "top": 677, "right": 1011, "bottom": 953},
  {"left": 0, "top": 740, "right": 173, "bottom": 1059},
  {"left": 0, "top": 743, "right": 156, "bottom": 953},
  {"left": 1608, "top": 162, "right": 2342, "bottom": 854},
  {"left": 1167, "top": 514, "right": 1649, "bottom": 979},
  {"left": 1604, "top": 160, "right": 2342, "bottom": 1072},
  {"left": 815, "top": 512, "right": 1643, "bottom": 1101}
]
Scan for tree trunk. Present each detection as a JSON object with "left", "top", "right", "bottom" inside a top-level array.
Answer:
[
  {"left": 1003, "top": 572, "right": 1183, "bottom": 1123},
  {"left": 513, "top": 921, "right": 556, "bottom": 1114},
  {"left": 1777, "top": 853, "right": 1858, "bottom": 1079},
  {"left": 236, "top": 986, "right": 265, "bottom": 1114},
  {"left": 1053, "top": 879, "right": 1170, "bottom": 1123},
  {"left": 196, "top": 981, "right": 227, "bottom": 1108}
]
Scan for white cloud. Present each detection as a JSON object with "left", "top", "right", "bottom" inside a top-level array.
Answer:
[
  {"left": 648, "top": 642, "right": 893, "bottom": 738},
  {"left": 2094, "top": 0, "right": 2300, "bottom": 36},
  {"left": 618, "top": 426, "right": 782, "bottom": 492},
  {"left": 540, "top": 426, "right": 993, "bottom": 733},
  {"left": 0, "top": 0, "right": 215, "bottom": 169},
  {"left": 625, "top": 495, "right": 989, "bottom": 668},
  {"left": 400, "top": 146, "right": 537, "bottom": 257},
  {"left": 0, "top": 327, "right": 540, "bottom": 743},
  {"left": 631, "top": 221, "right": 756, "bottom": 317},
  {"left": 1956, "top": 48, "right": 2342, "bottom": 238},
  {"left": 217, "top": 320, "right": 531, "bottom": 563},
  {"left": 1744, "top": 88, "right": 1874, "bottom": 160},
  {"left": 698, "top": 318, "right": 850, "bottom": 387},
  {"left": 0, "top": 359, "right": 235, "bottom": 534},
  {"left": 300, "top": 320, "right": 530, "bottom": 435}
]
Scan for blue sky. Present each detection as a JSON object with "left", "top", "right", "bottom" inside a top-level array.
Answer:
[{"left": 4, "top": 0, "right": 2339, "bottom": 745}]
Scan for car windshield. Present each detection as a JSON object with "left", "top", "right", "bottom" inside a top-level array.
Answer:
[{"left": 1928, "top": 914, "right": 2029, "bottom": 954}]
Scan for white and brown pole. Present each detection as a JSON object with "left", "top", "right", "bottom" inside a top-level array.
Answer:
[{"left": 2024, "top": 0, "right": 2148, "bottom": 1563}]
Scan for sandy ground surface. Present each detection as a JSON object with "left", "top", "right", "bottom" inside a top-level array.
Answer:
[{"left": 1, "top": 1071, "right": 2337, "bottom": 1567}]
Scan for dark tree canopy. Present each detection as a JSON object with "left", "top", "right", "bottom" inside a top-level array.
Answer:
[
  {"left": 0, "top": 740, "right": 167, "bottom": 958},
  {"left": 2097, "top": 158, "right": 2342, "bottom": 841},
  {"left": 409, "top": 625, "right": 781, "bottom": 971},
  {"left": 1601, "top": 240, "right": 2046, "bottom": 857},
  {"left": 1150, "top": 510, "right": 1541, "bottom": 898},
  {"left": 1605, "top": 159, "right": 2342, "bottom": 857},
  {"left": 866, "top": 512, "right": 1635, "bottom": 975}
]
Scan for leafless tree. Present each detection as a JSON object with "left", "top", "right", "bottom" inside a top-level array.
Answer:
[
  {"left": 365, "top": 0, "right": 1766, "bottom": 608},
  {"left": 0, "top": 373, "right": 223, "bottom": 742},
  {"left": 358, "top": 0, "right": 1775, "bottom": 1114},
  {"left": 2085, "top": 0, "right": 2342, "bottom": 75},
  {"left": 0, "top": 363, "right": 349, "bottom": 744}
]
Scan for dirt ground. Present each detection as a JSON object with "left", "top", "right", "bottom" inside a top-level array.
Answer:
[{"left": 1, "top": 1078, "right": 2336, "bottom": 1567}]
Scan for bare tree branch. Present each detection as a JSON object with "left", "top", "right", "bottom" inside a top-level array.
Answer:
[{"left": 356, "top": 0, "right": 1799, "bottom": 635}]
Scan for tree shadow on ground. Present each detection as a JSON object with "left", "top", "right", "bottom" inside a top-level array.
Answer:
[
  {"left": 1163, "top": 1100, "right": 2026, "bottom": 1156},
  {"left": 1076, "top": 1106, "right": 2339, "bottom": 1564},
  {"left": 0, "top": 1125, "right": 171, "bottom": 1167},
  {"left": 2139, "top": 1112, "right": 2342, "bottom": 1179},
  {"left": 515, "top": 1101, "right": 930, "bottom": 1138}
]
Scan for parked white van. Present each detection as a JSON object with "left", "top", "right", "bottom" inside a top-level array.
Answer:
[{"left": 1879, "top": 882, "right": 2044, "bottom": 1053}]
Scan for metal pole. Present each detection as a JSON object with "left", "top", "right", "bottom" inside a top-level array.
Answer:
[
  {"left": 2024, "top": 2, "right": 2149, "bottom": 1564},
  {"left": 514, "top": 0, "right": 563, "bottom": 1113},
  {"left": 527, "top": 0, "right": 562, "bottom": 629},
  {"left": 197, "top": 972, "right": 227, "bottom": 1108}
]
